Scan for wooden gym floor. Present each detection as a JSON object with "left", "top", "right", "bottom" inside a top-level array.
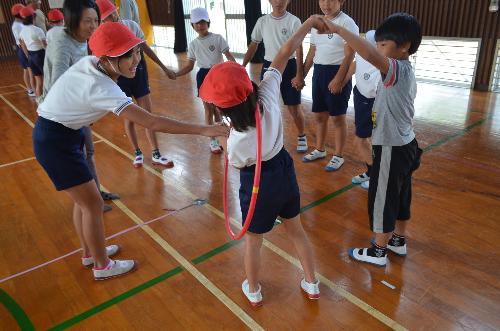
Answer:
[{"left": 0, "top": 51, "right": 499, "bottom": 330}]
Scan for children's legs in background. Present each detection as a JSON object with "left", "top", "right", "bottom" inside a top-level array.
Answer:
[
  {"left": 135, "top": 94, "right": 159, "bottom": 151},
  {"left": 28, "top": 68, "right": 35, "bottom": 92},
  {"left": 203, "top": 101, "right": 220, "bottom": 126},
  {"left": 287, "top": 105, "right": 305, "bottom": 136},
  {"left": 283, "top": 215, "right": 317, "bottom": 283},
  {"left": 356, "top": 136, "right": 372, "bottom": 165},
  {"left": 34, "top": 75, "right": 43, "bottom": 97},
  {"left": 65, "top": 180, "right": 109, "bottom": 268},
  {"left": 331, "top": 114, "right": 347, "bottom": 156},
  {"left": 244, "top": 232, "right": 263, "bottom": 293},
  {"left": 314, "top": 112, "right": 330, "bottom": 151},
  {"left": 82, "top": 126, "right": 100, "bottom": 189},
  {"left": 373, "top": 221, "right": 408, "bottom": 246},
  {"left": 23, "top": 68, "right": 33, "bottom": 92}
]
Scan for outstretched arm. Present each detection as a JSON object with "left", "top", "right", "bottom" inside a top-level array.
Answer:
[
  {"left": 175, "top": 60, "right": 195, "bottom": 78},
  {"left": 141, "top": 43, "right": 176, "bottom": 79},
  {"left": 322, "top": 19, "right": 389, "bottom": 74},
  {"left": 270, "top": 15, "right": 329, "bottom": 75},
  {"left": 242, "top": 42, "right": 259, "bottom": 67}
]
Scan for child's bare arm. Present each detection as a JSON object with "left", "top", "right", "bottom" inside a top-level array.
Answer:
[
  {"left": 141, "top": 43, "right": 176, "bottom": 79},
  {"left": 291, "top": 44, "right": 305, "bottom": 90},
  {"left": 342, "top": 58, "right": 356, "bottom": 87},
  {"left": 270, "top": 15, "right": 329, "bottom": 75},
  {"left": 303, "top": 45, "right": 315, "bottom": 78},
  {"left": 224, "top": 50, "right": 236, "bottom": 62},
  {"left": 242, "top": 42, "right": 259, "bottom": 67},
  {"left": 322, "top": 18, "right": 389, "bottom": 74},
  {"left": 328, "top": 44, "right": 354, "bottom": 94},
  {"left": 174, "top": 60, "right": 195, "bottom": 78}
]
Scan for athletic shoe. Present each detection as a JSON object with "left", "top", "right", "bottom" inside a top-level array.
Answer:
[
  {"left": 352, "top": 172, "right": 370, "bottom": 184},
  {"left": 27, "top": 89, "right": 35, "bottom": 97},
  {"left": 209, "top": 139, "right": 222, "bottom": 154},
  {"left": 103, "top": 204, "right": 112, "bottom": 213},
  {"left": 300, "top": 278, "right": 320, "bottom": 299},
  {"left": 241, "top": 279, "right": 263, "bottom": 307},
  {"left": 82, "top": 245, "right": 120, "bottom": 267},
  {"left": 360, "top": 181, "right": 369, "bottom": 190},
  {"left": 325, "top": 155, "right": 344, "bottom": 171},
  {"left": 297, "top": 136, "right": 308, "bottom": 153},
  {"left": 302, "top": 149, "right": 326, "bottom": 162},
  {"left": 93, "top": 259, "right": 136, "bottom": 280},
  {"left": 101, "top": 191, "right": 120, "bottom": 200},
  {"left": 348, "top": 247, "right": 387, "bottom": 267},
  {"left": 152, "top": 154, "right": 174, "bottom": 167},
  {"left": 133, "top": 153, "right": 144, "bottom": 168},
  {"left": 387, "top": 235, "right": 407, "bottom": 256}
]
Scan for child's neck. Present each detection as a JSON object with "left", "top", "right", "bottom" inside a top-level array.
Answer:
[
  {"left": 271, "top": 9, "right": 286, "bottom": 18},
  {"left": 325, "top": 9, "right": 341, "bottom": 20},
  {"left": 198, "top": 30, "right": 209, "bottom": 38}
]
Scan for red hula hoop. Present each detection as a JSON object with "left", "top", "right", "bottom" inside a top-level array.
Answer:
[{"left": 223, "top": 103, "right": 262, "bottom": 240}]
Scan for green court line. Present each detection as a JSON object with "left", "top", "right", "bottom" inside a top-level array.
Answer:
[
  {"left": 47, "top": 114, "right": 491, "bottom": 329},
  {"left": 0, "top": 289, "right": 35, "bottom": 331}
]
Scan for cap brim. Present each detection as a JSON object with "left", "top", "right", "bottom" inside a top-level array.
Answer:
[{"left": 108, "top": 38, "right": 145, "bottom": 57}]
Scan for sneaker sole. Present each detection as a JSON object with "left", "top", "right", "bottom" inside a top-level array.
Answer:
[
  {"left": 302, "top": 156, "right": 325, "bottom": 163},
  {"left": 210, "top": 150, "right": 222, "bottom": 154},
  {"left": 348, "top": 249, "right": 386, "bottom": 267},
  {"left": 94, "top": 260, "right": 138, "bottom": 280},
  {"left": 301, "top": 288, "right": 320, "bottom": 300},
  {"left": 83, "top": 246, "right": 121, "bottom": 268},
  {"left": 152, "top": 161, "right": 174, "bottom": 168},
  {"left": 325, "top": 165, "right": 344, "bottom": 172},
  {"left": 133, "top": 163, "right": 143, "bottom": 168},
  {"left": 243, "top": 295, "right": 263, "bottom": 307}
]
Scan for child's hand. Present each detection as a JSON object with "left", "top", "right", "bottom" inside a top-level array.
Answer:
[
  {"left": 319, "top": 17, "right": 340, "bottom": 34},
  {"left": 306, "top": 15, "right": 330, "bottom": 34},
  {"left": 164, "top": 68, "right": 177, "bottom": 80},
  {"left": 291, "top": 76, "right": 305, "bottom": 90},
  {"left": 328, "top": 77, "right": 343, "bottom": 95}
]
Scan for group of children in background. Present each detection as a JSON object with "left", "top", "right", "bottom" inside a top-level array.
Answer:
[{"left": 11, "top": 0, "right": 423, "bottom": 308}]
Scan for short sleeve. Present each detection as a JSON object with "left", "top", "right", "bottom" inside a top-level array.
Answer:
[
  {"left": 343, "top": 18, "right": 359, "bottom": 35},
  {"left": 37, "top": 27, "right": 46, "bottom": 40},
  {"left": 259, "top": 67, "right": 282, "bottom": 106},
  {"left": 89, "top": 82, "right": 133, "bottom": 115},
  {"left": 382, "top": 58, "right": 399, "bottom": 88},
  {"left": 251, "top": 17, "right": 263, "bottom": 43},
  {"left": 130, "top": 21, "right": 145, "bottom": 39},
  {"left": 187, "top": 41, "right": 196, "bottom": 61},
  {"left": 218, "top": 35, "right": 229, "bottom": 53},
  {"left": 291, "top": 16, "right": 301, "bottom": 34},
  {"left": 310, "top": 28, "right": 317, "bottom": 46}
]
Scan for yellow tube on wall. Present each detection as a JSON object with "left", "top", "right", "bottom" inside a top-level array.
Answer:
[{"left": 116, "top": 0, "right": 154, "bottom": 44}]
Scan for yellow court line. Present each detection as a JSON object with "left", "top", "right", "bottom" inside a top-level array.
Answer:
[
  {"left": 2, "top": 92, "right": 408, "bottom": 330},
  {"left": 0, "top": 84, "right": 24, "bottom": 89},
  {"left": 18, "top": 83, "right": 27, "bottom": 90},
  {"left": 102, "top": 186, "right": 264, "bottom": 331},
  {"left": 0, "top": 95, "right": 35, "bottom": 127},
  {"left": 0, "top": 90, "right": 26, "bottom": 96},
  {"left": 0, "top": 157, "right": 36, "bottom": 169}
]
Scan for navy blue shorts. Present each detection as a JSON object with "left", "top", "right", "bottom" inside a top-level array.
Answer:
[
  {"left": 312, "top": 64, "right": 352, "bottom": 116},
  {"left": 16, "top": 46, "right": 29, "bottom": 69},
  {"left": 28, "top": 49, "right": 45, "bottom": 76},
  {"left": 117, "top": 56, "right": 150, "bottom": 99},
  {"left": 239, "top": 148, "right": 300, "bottom": 234},
  {"left": 33, "top": 117, "right": 93, "bottom": 191},
  {"left": 196, "top": 68, "right": 210, "bottom": 97},
  {"left": 353, "top": 86, "right": 375, "bottom": 138},
  {"left": 260, "top": 59, "right": 301, "bottom": 106}
]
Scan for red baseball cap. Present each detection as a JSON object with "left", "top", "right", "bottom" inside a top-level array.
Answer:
[
  {"left": 96, "top": 0, "right": 117, "bottom": 20},
  {"left": 20, "top": 6, "right": 35, "bottom": 18},
  {"left": 47, "top": 9, "right": 64, "bottom": 22},
  {"left": 89, "top": 22, "right": 144, "bottom": 57},
  {"left": 11, "top": 4, "right": 24, "bottom": 16},
  {"left": 199, "top": 62, "right": 254, "bottom": 108}
]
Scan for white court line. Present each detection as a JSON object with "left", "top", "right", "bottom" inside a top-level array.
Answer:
[
  {"left": 0, "top": 84, "right": 24, "bottom": 89},
  {"left": 0, "top": 90, "right": 26, "bottom": 96},
  {"left": 1, "top": 90, "right": 408, "bottom": 331}
]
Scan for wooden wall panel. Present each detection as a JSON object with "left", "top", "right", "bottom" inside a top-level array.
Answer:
[{"left": 288, "top": 0, "right": 500, "bottom": 90}]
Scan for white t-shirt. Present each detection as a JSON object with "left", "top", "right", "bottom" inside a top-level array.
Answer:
[
  {"left": 34, "top": 9, "right": 47, "bottom": 33},
  {"left": 121, "top": 19, "right": 144, "bottom": 39},
  {"left": 355, "top": 53, "right": 381, "bottom": 99},
  {"left": 251, "top": 12, "right": 301, "bottom": 61},
  {"left": 38, "top": 56, "right": 133, "bottom": 130},
  {"left": 45, "top": 26, "right": 60, "bottom": 45},
  {"left": 11, "top": 21, "right": 24, "bottom": 46},
  {"left": 187, "top": 33, "right": 229, "bottom": 69},
  {"left": 19, "top": 25, "right": 46, "bottom": 51},
  {"left": 310, "top": 12, "right": 358, "bottom": 65},
  {"left": 227, "top": 68, "right": 284, "bottom": 168}
]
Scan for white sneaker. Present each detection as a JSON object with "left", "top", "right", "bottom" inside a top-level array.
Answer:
[
  {"left": 352, "top": 172, "right": 370, "bottom": 184},
  {"left": 300, "top": 278, "right": 320, "bottom": 299},
  {"left": 241, "top": 279, "right": 263, "bottom": 307},
  {"left": 209, "top": 139, "right": 222, "bottom": 154},
  {"left": 302, "top": 149, "right": 326, "bottom": 162},
  {"left": 387, "top": 243, "right": 407, "bottom": 256},
  {"left": 152, "top": 154, "right": 174, "bottom": 167},
  {"left": 133, "top": 153, "right": 144, "bottom": 168},
  {"left": 297, "top": 136, "right": 308, "bottom": 153},
  {"left": 82, "top": 245, "right": 120, "bottom": 267},
  {"left": 93, "top": 259, "right": 136, "bottom": 280},
  {"left": 27, "top": 89, "right": 36, "bottom": 97},
  {"left": 325, "top": 155, "right": 344, "bottom": 171},
  {"left": 348, "top": 248, "right": 387, "bottom": 267},
  {"left": 360, "top": 181, "right": 369, "bottom": 190}
]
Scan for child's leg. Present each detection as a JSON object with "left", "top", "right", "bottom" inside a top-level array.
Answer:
[
  {"left": 28, "top": 68, "right": 35, "bottom": 93},
  {"left": 287, "top": 105, "right": 305, "bottom": 136},
  {"left": 135, "top": 94, "right": 159, "bottom": 150},
  {"left": 124, "top": 118, "right": 140, "bottom": 151},
  {"left": 314, "top": 112, "right": 329, "bottom": 151},
  {"left": 358, "top": 137, "right": 372, "bottom": 166},
  {"left": 64, "top": 180, "right": 109, "bottom": 268},
  {"left": 331, "top": 114, "right": 347, "bottom": 156},
  {"left": 203, "top": 101, "right": 215, "bottom": 126},
  {"left": 282, "top": 215, "right": 316, "bottom": 283},
  {"left": 244, "top": 232, "right": 264, "bottom": 293},
  {"left": 72, "top": 203, "right": 90, "bottom": 257},
  {"left": 23, "top": 69, "right": 32, "bottom": 91},
  {"left": 34, "top": 75, "right": 43, "bottom": 97},
  {"left": 394, "top": 220, "right": 408, "bottom": 237}
]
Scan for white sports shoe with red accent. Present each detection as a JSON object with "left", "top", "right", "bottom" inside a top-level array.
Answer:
[
  {"left": 242, "top": 279, "right": 263, "bottom": 307},
  {"left": 93, "top": 259, "right": 136, "bottom": 280},
  {"left": 301, "top": 278, "right": 320, "bottom": 299}
]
